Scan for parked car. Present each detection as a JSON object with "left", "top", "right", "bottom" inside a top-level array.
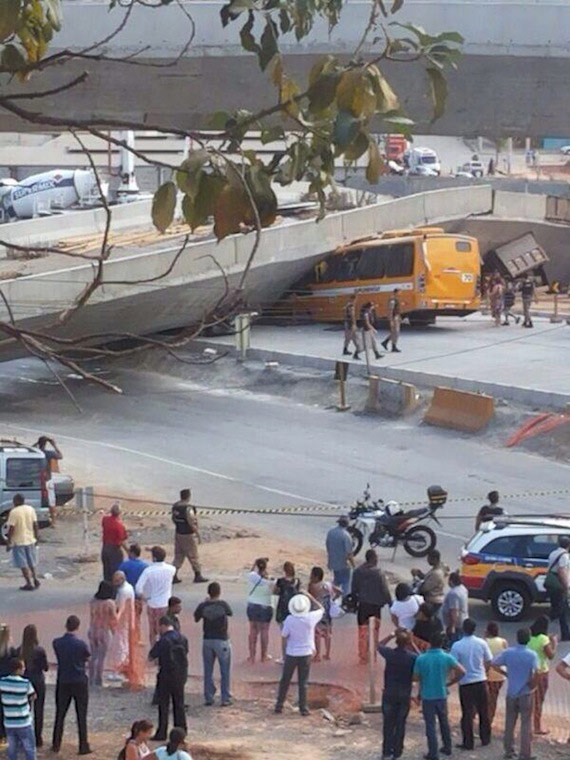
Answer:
[
  {"left": 460, "top": 516, "right": 570, "bottom": 622},
  {"left": 0, "top": 440, "right": 74, "bottom": 544},
  {"left": 559, "top": 145, "right": 570, "bottom": 155},
  {"left": 457, "top": 160, "right": 485, "bottom": 178}
]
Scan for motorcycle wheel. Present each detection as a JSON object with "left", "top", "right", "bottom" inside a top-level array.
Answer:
[
  {"left": 347, "top": 526, "right": 363, "bottom": 556},
  {"left": 403, "top": 526, "right": 436, "bottom": 557}
]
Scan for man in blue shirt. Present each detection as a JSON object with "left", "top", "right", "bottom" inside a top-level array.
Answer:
[
  {"left": 413, "top": 632, "right": 465, "bottom": 760},
  {"left": 51, "top": 616, "right": 91, "bottom": 756},
  {"left": 118, "top": 543, "right": 149, "bottom": 587},
  {"left": 491, "top": 628, "right": 538, "bottom": 760},
  {"left": 450, "top": 618, "right": 493, "bottom": 749},
  {"left": 378, "top": 629, "right": 418, "bottom": 760}
]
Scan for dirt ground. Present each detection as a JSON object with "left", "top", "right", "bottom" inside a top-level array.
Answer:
[{"left": 33, "top": 679, "right": 570, "bottom": 760}]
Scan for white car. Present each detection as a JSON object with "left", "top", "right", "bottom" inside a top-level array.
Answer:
[
  {"left": 560, "top": 145, "right": 570, "bottom": 155},
  {"left": 458, "top": 160, "right": 485, "bottom": 178},
  {"left": 461, "top": 516, "right": 570, "bottom": 621}
]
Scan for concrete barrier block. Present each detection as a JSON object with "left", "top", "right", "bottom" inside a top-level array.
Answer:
[
  {"left": 424, "top": 386, "right": 494, "bottom": 432},
  {"left": 366, "top": 376, "right": 420, "bottom": 415}
]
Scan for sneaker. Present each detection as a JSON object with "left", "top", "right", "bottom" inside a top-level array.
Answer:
[
  {"left": 381, "top": 339, "right": 390, "bottom": 350},
  {"left": 391, "top": 347, "right": 401, "bottom": 353},
  {"left": 374, "top": 352, "right": 383, "bottom": 360},
  {"left": 300, "top": 708, "right": 310, "bottom": 716},
  {"left": 274, "top": 706, "right": 283, "bottom": 714},
  {"left": 343, "top": 349, "right": 351, "bottom": 356},
  {"left": 440, "top": 748, "right": 452, "bottom": 757},
  {"left": 78, "top": 747, "right": 93, "bottom": 756},
  {"left": 204, "top": 701, "right": 214, "bottom": 706},
  {"left": 19, "top": 584, "right": 34, "bottom": 591},
  {"left": 172, "top": 575, "right": 182, "bottom": 584},
  {"left": 353, "top": 352, "right": 361, "bottom": 360},
  {"left": 33, "top": 579, "right": 41, "bottom": 589},
  {"left": 221, "top": 700, "right": 233, "bottom": 707},
  {"left": 194, "top": 575, "right": 209, "bottom": 583},
  {"left": 515, "top": 316, "right": 521, "bottom": 324}
]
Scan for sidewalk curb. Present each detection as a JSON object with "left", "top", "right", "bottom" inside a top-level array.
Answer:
[{"left": 193, "top": 340, "right": 570, "bottom": 411}]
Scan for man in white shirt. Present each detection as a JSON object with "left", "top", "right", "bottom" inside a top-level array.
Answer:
[
  {"left": 451, "top": 618, "right": 493, "bottom": 750},
  {"left": 136, "top": 545, "right": 176, "bottom": 646},
  {"left": 274, "top": 592, "right": 324, "bottom": 716},
  {"left": 6, "top": 493, "right": 40, "bottom": 591},
  {"left": 547, "top": 537, "right": 570, "bottom": 641}
]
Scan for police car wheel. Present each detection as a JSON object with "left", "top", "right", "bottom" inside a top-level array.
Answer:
[{"left": 491, "top": 583, "right": 530, "bottom": 622}]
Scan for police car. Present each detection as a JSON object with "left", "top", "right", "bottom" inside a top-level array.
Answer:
[{"left": 460, "top": 516, "right": 570, "bottom": 621}]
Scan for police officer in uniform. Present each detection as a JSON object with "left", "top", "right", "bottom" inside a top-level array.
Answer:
[
  {"left": 342, "top": 294, "right": 361, "bottom": 359},
  {"left": 520, "top": 274, "right": 537, "bottom": 328},
  {"left": 172, "top": 488, "right": 208, "bottom": 584},
  {"left": 382, "top": 288, "right": 402, "bottom": 352},
  {"left": 359, "top": 301, "right": 382, "bottom": 360}
]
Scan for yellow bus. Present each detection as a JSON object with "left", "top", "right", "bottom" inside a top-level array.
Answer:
[{"left": 285, "top": 227, "right": 481, "bottom": 326}]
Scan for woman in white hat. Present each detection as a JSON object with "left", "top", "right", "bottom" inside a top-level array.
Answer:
[{"left": 274, "top": 591, "right": 324, "bottom": 716}]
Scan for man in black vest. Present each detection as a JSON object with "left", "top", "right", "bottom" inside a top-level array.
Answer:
[{"left": 172, "top": 489, "right": 208, "bottom": 584}]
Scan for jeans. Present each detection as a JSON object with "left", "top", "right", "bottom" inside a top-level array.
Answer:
[
  {"left": 275, "top": 655, "right": 311, "bottom": 713},
  {"left": 505, "top": 694, "right": 533, "bottom": 760},
  {"left": 422, "top": 698, "right": 451, "bottom": 760},
  {"left": 88, "top": 630, "right": 111, "bottom": 686},
  {"left": 101, "top": 544, "right": 123, "bottom": 582},
  {"left": 7, "top": 726, "right": 36, "bottom": 760},
  {"left": 203, "top": 639, "right": 232, "bottom": 704},
  {"left": 382, "top": 694, "right": 410, "bottom": 758},
  {"left": 549, "top": 589, "right": 570, "bottom": 640},
  {"left": 155, "top": 674, "right": 186, "bottom": 740},
  {"left": 52, "top": 681, "right": 90, "bottom": 753},
  {"left": 30, "top": 677, "right": 45, "bottom": 746},
  {"left": 459, "top": 681, "right": 491, "bottom": 748},
  {"left": 333, "top": 568, "right": 351, "bottom": 595}
]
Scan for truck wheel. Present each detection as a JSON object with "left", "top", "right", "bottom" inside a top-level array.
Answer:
[{"left": 491, "top": 582, "right": 530, "bottom": 622}]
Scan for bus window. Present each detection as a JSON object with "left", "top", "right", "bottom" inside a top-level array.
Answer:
[
  {"left": 384, "top": 243, "right": 414, "bottom": 277},
  {"left": 455, "top": 241, "right": 472, "bottom": 252},
  {"left": 338, "top": 250, "right": 362, "bottom": 281},
  {"left": 356, "top": 246, "right": 386, "bottom": 279}
]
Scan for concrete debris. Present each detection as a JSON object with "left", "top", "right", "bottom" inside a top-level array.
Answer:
[{"left": 319, "top": 709, "right": 337, "bottom": 723}]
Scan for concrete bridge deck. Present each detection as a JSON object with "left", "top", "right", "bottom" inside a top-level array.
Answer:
[{"left": 1, "top": 1, "right": 570, "bottom": 135}]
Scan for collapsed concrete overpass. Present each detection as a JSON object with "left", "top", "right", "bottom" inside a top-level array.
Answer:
[
  {"left": 1, "top": 185, "right": 568, "bottom": 362},
  {"left": 1, "top": 1, "right": 570, "bottom": 137}
]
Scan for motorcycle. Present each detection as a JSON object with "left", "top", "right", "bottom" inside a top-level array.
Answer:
[{"left": 348, "top": 485, "right": 447, "bottom": 558}]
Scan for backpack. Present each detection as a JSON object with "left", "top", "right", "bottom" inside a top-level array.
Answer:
[{"left": 276, "top": 579, "right": 299, "bottom": 624}]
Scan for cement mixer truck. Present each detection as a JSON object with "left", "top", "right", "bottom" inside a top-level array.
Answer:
[{"left": 0, "top": 169, "right": 101, "bottom": 222}]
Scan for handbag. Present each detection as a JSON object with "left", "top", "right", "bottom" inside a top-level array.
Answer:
[{"left": 544, "top": 551, "right": 565, "bottom": 595}]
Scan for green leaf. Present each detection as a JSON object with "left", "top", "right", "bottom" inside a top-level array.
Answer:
[
  {"left": 45, "top": 0, "right": 62, "bottom": 31},
  {"left": 308, "top": 71, "right": 340, "bottom": 114},
  {"left": 176, "top": 149, "right": 208, "bottom": 199},
  {"left": 260, "top": 125, "right": 285, "bottom": 144},
  {"left": 208, "top": 110, "right": 232, "bottom": 129},
  {"left": 391, "top": 0, "right": 404, "bottom": 12},
  {"left": 182, "top": 173, "right": 225, "bottom": 231},
  {"left": 434, "top": 30, "right": 464, "bottom": 44},
  {"left": 279, "top": 8, "right": 291, "bottom": 33},
  {"left": 259, "top": 18, "right": 278, "bottom": 71},
  {"left": 366, "top": 139, "right": 384, "bottom": 183},
  {"left": 0, "top": 0, "right": 22, "bottom": 42},
  {"left": 426, "top": 66, "right": 448, "bottom": 122},
  {"left": 213, "top": 183, "right": 250, "bottom": 240},
  {"left": 343, "top": 131, "right": 369, "bottom": 161},
  {"left": 246, "top": 163, "right": 278, "bottom": 226},
  {"left": 152, "top": 181, "right": 177, "bottom": 233},
  {"left": 239, "top": 11, "right": 260, "bottom": 54},
  {"left": 1, "top": 42, "right": 26, "bottom": 70},
  {"left": 333, "top": 110, "right": 360, "bottom": 149}
]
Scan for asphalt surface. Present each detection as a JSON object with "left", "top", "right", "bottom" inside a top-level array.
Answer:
[{"left": 2, "top": 354, "right": 570, "bottom": 719}]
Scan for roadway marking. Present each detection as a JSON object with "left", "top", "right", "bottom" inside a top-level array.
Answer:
[{"left": 1, "top": 422, "right": 332, "bottom": 509}]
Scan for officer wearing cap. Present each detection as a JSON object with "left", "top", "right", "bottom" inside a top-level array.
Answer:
[{"left": 325, "top": 516, "right": 355, "bottom": 595}]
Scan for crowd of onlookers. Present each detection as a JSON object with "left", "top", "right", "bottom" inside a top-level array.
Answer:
[{"left": 3, "top": 489, "right": 570, "bottom": 760}]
